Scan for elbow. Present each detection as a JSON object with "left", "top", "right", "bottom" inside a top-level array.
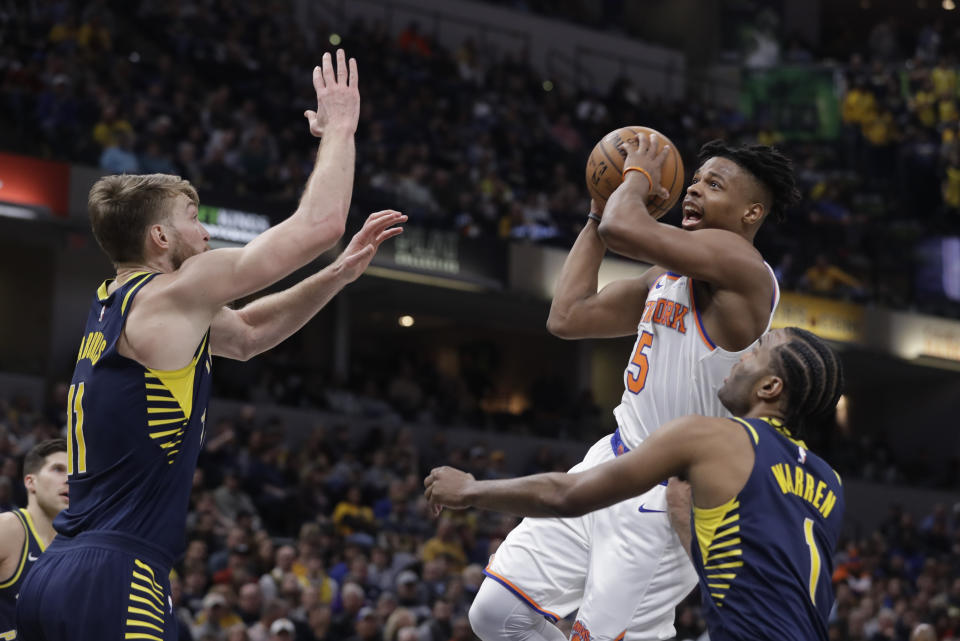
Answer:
[
  {"left": 550, "top": 485, "right": 590, "bottom": 518},
  {"left": 545, "top": 313, "right": 573, "bottom": 339},
  {"left": 596, "top": 217, "right": 626, "bottom": 253}
]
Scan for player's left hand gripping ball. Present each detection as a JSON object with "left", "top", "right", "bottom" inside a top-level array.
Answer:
[{"left": 424, "top": 466, "right": 475, "bottom": 510}]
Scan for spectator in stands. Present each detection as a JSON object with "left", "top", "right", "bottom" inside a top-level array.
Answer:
[{"left": 802, "top": 254, "right": 864, "bottom": 299}]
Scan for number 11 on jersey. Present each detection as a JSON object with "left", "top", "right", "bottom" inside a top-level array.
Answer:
[{"left": 66, "top": 382, "right": 87, "bottom": 475}]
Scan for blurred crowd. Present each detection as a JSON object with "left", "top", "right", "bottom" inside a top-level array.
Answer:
[
  {"left": 3, "top": 1, "right": 960, "bottom": 316},
  {"left": 1, "top": 388, "right": 960, "bottom": 641}
]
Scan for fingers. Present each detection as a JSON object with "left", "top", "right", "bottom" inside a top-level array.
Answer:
[
  {"left": 349, "top": 56, "right": 358, "bottom": 88},
  {"left": 336, "top": 49, "right": 347, "bottom": 85},
  {"left": 621, "top": 134, "right": 638, "bottom": 153},
  {"left": 313, "top": 65, "right": 323, "bottom": 91},
  {"left": 374, "top": 226, "right": 404, "bottom": 246},
  {"left": 321, "top": 51, "right": 335, "bottom": 87}
]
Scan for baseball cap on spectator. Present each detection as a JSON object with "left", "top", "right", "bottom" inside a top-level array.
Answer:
[
  {"left": 269, "top": 618, "right": 296, "bottom": 635},
  {"left": 202, "top": 592, "right": 226, "bottom": 609},
  {"left": 396, "top": 570, "right": 419, "bottom": 586},
  {"left": 357, "top": 606, "right": 376, "bottom": 621}
]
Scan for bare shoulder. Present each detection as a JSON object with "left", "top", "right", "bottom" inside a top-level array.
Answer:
[
  {"left": 0, "top": 511, "right": 25, "bottom": 557},
  {"left": 667, "top": 415, "right": 752, "bottom": 454}
]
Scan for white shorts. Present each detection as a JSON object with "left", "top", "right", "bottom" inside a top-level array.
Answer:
[{"left": 484, "top": 431, "right": 698, "bottom": 641}]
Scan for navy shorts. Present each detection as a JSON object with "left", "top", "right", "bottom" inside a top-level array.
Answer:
[{"left": 17, "top": 532, "right": 176, "bottom": 641}]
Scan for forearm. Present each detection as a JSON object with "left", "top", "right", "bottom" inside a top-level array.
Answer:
[
  {"left": 295, "top": 128, "right": 356, "bottom": 241},
  {"left": 546, "top": 221, "right": 606, "bottom": 335},
  {"left": 466, "top": 473, "right": 576, "bottom": 518},
  {"left": 237, "top": 262, "right": 350, "bottom": 357},
  {"left": 666, "top": 478, "right": 693, "bottom": 560},
  {"left": 598, "top": 173, "right": 657, "bottom": 261}
]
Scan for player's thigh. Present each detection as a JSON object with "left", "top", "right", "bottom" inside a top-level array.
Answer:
[
  {"left": 485, "top": 434, "right": 617, "bottom": 618},
  {"left": 574, "top": 485, "right": 691, "bottom": 641},
  {"left": 18, "top": 547, "right": 175, "bottom": 641}
]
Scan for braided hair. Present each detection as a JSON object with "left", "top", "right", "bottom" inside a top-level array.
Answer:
[
  {"left": 698, "top": 140, "right": 801, "bottom": 222},
  {"left": 771, "top": 328, "right": 845, "bottom": 434}
]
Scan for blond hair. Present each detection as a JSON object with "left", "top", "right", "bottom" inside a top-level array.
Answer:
[{"left": 88, "top": 174, "right": 199, "bottom": 264}]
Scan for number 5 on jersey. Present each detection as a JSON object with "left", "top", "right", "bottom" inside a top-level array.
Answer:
[
  {"left": 627, "top": 331, "right": 654, "bottom": 393},
  {"left": 66, "top": 382, "right": 87, "bottom": 475}
]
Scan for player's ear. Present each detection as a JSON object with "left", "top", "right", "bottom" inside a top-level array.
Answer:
[
  {"left": 23, "top": 473, "right": 36, "bottom": 494},
  {"left": 743, "top": 202, "right": 765, "bottom": 225},
  {"left": 148, "top": 223, "right": 169, "bottom": 250},
  {"left": 756, "top": 375, "right": 783, "bottom": 402}
]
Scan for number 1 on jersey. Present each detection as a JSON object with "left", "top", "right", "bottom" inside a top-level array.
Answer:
[
  {"left": 803, "top": 517, "right": 821, "bottom": 605},
  {"left": 627, "top": 331, "right": 654, "bottom": 394},
  {"left": 66, "top": 382, "right": 87, "bottom": 475}
]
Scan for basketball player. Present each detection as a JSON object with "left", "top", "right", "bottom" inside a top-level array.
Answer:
[
  {"left": 0, "top": 439, "right": 68, "bottom": 639},
  {"left": 469, "top": 134, "right": 801, "bottom": 641},
  {"left": 427, "top": 327, "right": 845, "bottom": 641},
  {"left": 17, "top": 50, "right": 404, "bottom": 640}
]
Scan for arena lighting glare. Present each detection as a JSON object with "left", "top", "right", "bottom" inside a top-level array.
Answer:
[
  {"left": 398, "top": 315, "right": 415, "bottom": 328},
  {"left": 945, "top": 0, "right": 956, "bottom": 9},
  {"left": 329, "top": 33, "right": 342, "bottom": 45},
  {"left": 542, "top": 80, "right": 554, "bottom": 92}
]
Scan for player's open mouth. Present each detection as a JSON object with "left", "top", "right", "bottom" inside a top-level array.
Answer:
[{"left": 682, "top": 203, "right": 703, "bottom": 228}]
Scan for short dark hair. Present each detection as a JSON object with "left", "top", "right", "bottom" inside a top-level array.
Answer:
[
  {"left": 698, "top": 140, "right": 801, "bottom": 222},
  {"left": 23, "top": 438, "right": 67, "bottom": 477},
  {"left": 88, "top": 174, "right": 199, "bottom": 265},
  {"left": 772, "top": 328, "right": 845, "bottom": 433}
]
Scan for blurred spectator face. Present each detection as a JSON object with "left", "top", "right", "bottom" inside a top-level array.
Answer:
[
  {"left": 186, "top": 569, "right": 207, "bottom": 595},
  {"left": 341, "top": 583, "right": 365, "bottom": 614},
  {"left": 186, "top": 539, "right": 207, "bottom": 564},
  {"left": 432, "top": 599, "right": 451, "bottom": 622},
  {"left": 275, "top": 545, "right": 296, "bottom": 571},
  {"left": 397, "top": 627, "right": 419, "bottom": 641},
  {"left": 279, "top": 573, "right": 301, "bottom": 603},
  {"left": 377, "top": 591, "right": 398, "bottom": 619},
  {"left": 308, "top": 604, "right": 332, "bottom": 629},
  {"left": 300, "top": 585, "right": 319, "bottom": 610},
  {"left": 238, "top": 583, "right": 262, "bottom": 617},
  {"left": 226, "top": 623, "right": 249, "bottom": 641},
  {"left": 451, "top": 616, "right": 472, "bottom": 640},
  {"left": 355, "top": 608, "right": 379, "bottom": 640}
]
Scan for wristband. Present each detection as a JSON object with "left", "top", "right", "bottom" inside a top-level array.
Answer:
[
  {"left": 587, "top": 213, "right": 602, "bottom": 224},
  {"left": 622, "top": 166, "right": 653, "bottom": 188}
]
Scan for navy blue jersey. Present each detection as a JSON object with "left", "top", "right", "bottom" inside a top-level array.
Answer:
[
  {"left": 53, "top": 272, "right": 212, "bottom": 562},
  {"left": 0, "top": 509, "right": 46, "bottom": 637},
  {"left": 690, "top": 417, "right": 844, "bottom": 641}
]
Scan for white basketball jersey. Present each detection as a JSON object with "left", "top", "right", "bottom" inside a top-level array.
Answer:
[{"left": 613, "top": 265, "right": 779, "bottom": 448}]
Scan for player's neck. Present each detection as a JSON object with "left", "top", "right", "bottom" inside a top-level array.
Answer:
[
  {"left": 743, "top": 405, "right": 783, "bottom": 422},
  {"left": 115, "top": 261, "right": 164, "bottom": 285},
  {"left": 24, "top": 501, "right": 57, "bottom": 547}
]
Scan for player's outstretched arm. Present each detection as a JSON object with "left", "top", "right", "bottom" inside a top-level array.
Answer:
[
  {"left": 211, "top": 210, "right": 404, "bottom": 361},
  {"left": 170, "top": 50, "right": 361, "bottom": 316},
  {"left": 597, "top": 133, "right": 767, "bottom": 296},
  {"left": 547, "top": 199, "right": 663, "bottom": 339},
  {"left": 424, "top": 416, "right": 727, "bottom": 518}
]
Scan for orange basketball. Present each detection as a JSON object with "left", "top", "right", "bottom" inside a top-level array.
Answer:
[{"left": 585, "top": 126, "right": 684, "bottom": 219}]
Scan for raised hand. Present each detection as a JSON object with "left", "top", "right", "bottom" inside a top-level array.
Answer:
[
  {"left": 333, "top": 210, "right": 406, "bottom": 283},
  {"left": 620, "top": 132, "right": 671, "bottom": 202},
  {"left": 304, "top": 49, "right": 360, "bottom": 138},
  {"left": 424, "top": 466, "right": 476, "bottom": 511}
]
